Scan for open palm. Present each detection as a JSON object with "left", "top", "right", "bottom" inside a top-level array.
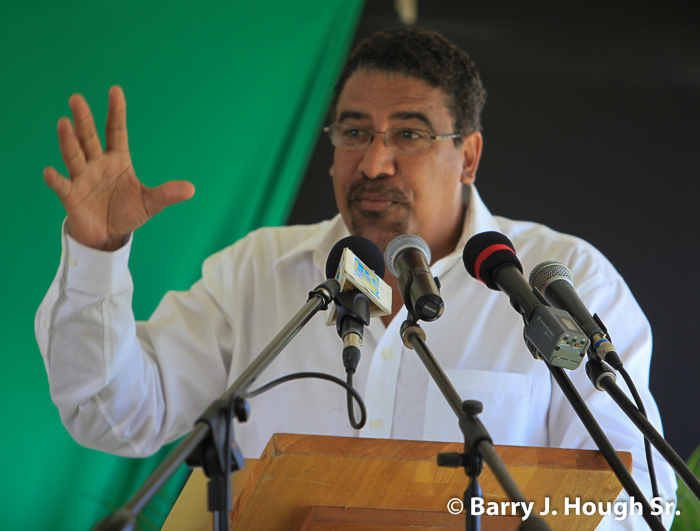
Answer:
[{"left": 43, "top": 86, "right": 195, "bottom": 250}]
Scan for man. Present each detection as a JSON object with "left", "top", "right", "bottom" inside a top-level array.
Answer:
[{"left": 37, "top": 27, "right": 676, "bottom": 528}]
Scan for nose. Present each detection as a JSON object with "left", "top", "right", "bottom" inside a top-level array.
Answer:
[{"left": 357, "top": 133, "right": 396, "bottom": 179}]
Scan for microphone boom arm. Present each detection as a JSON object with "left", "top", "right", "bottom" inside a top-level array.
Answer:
[
  {"left": 401, "top": 319, "right": 552, "bottom": 531},
  {"left": 545, "top": 361, "right": 666, "bottom": 531},
  {"left": 586, "top": 358, "right": 700, "bottom": 502},
  {"left": 90, "top": 279, "right": 341, "bottom": 531}
]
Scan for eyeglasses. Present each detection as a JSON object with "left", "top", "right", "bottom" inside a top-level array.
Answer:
[{"left": 323, "top": 123, "right": 462, "bottom": 154}]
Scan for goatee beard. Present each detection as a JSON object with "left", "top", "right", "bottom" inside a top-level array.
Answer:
[{"left": 347, "top": 176, "right": 411, "bottom": 253}]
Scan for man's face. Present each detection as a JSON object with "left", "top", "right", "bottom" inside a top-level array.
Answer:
[{"left": 330, "top": 69, "right": 481, "bottom": 261}]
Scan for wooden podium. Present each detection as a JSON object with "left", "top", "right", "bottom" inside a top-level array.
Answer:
[{"left": 163, "top": 433, "right": 631, "bottom": 531}]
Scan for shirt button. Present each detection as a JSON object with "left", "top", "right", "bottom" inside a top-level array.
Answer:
[
  {"left": 370, "top": 418, "right": 383, "bottom": 429},
  {"left": 381, "top": 349, "right": 393, "bottom": 359},
  {"left": 69, "top": 257, "right": 78, "bottom": 267}
]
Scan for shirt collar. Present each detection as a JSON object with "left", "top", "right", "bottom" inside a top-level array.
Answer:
[
  {"left": 428, "top": 184, "right": 502, "bottom": 277},
  {"left": 273, "top": 184, "right": 501, "bottom": 277},
  {"left": 273, "top": 215, "right": 350, "bottom": 274}
]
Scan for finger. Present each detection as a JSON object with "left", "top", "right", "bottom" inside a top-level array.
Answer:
[
  {"left": 68, "top": 93, "right": 103, "bottom": 160},
  {"left": 143, "top": 181, "right": 196, "bottom": 218},
  {"left": 43, "top": 166, "right": 73, "bottom": 200},
  {"left": 56, "top": 117, "right": 88, "bottom": 177},
  {"left": 106, "top": 85, "right": 128, "bottom": 152}
]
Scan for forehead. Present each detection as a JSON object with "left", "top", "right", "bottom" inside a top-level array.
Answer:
[{"left": 336, "top": 70, "right": 453, "bottom": 127}]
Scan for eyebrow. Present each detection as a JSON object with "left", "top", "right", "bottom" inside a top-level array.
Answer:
[
  {"left": 336, "top": 110, "right": 436, "bottom": 131},
  {"left": 337, "top": 111, "right": 370, "bottom": 122},
  {"left": 389, "top": 111, "right": 435, "bottom": 131}
]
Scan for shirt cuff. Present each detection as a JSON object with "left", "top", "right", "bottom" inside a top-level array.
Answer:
[{"left": 62, "top": 219, "right": 134, "bottom": 294}]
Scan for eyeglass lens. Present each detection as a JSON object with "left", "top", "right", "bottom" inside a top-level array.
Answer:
[{"left": 330, "top": 124, "right": 431, "bottom": 154}]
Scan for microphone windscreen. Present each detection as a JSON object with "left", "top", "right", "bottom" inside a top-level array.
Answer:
[
  {"left": 325, "top": 235, "right": 386, "bottom": 280},
  {"left": 529, "top": 261, "right": 573, "bottom": 292},
  {"left": 384, "top": 235, "right": 432, "bottom": 277},
  {"left": 462, "top": 231, "right": 522, "bottom": 290}
]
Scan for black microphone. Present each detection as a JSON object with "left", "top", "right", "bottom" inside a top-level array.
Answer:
[
  {"left": 463, "top": 232, "right": 589, "bottom": 369},
  {"left": 463, "top": 232, "right": 541, "bottom": 323},
  {"left": 529, "top": 261, "right": 622, "bottom": 368},
  {"left": 325, "top": 236, "right": 386, "bottom": 374},
  {"left": 384, "top": 235, "right": 444, "bottom": 322},
  {"left": 325, "top": 235, "right": 385, "bottom": 281}
]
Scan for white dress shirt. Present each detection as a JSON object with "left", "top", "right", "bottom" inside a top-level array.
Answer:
[{"left": 35, "top": 185, "right": 676, "bottom": 529}]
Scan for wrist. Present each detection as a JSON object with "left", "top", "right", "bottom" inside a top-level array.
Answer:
[
  {"left": 66, "top": 223, "right": 128, "bottom": 252},
  {"left": 99, "top": 235, "right": 128, "bottom": 252}
]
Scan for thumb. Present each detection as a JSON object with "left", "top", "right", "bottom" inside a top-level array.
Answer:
[
  {"left": 144, "top": 180, "right": 196, "bottom": 217},
  {"left": 43, "top": 167, "right": 72, "bottom": 200}
]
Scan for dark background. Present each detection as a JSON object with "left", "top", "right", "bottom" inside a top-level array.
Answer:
[{"left": 288, "top": 1, "right": 700, "bottom": 460}]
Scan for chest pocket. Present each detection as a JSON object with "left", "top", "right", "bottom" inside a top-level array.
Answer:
[{"left": 423, "top": 369, "right": 532, "bottom": 446}]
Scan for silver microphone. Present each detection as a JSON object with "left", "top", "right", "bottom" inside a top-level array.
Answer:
[{"left": 385, "top": 235, "right": 444, "bottom": 322}]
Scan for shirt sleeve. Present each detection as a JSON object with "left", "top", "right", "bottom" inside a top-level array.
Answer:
[
  {"left": 546, "top": 269, "right": 678, "bottom": 530},
  {"left": 35, "top": 221, "right": 233, "bottom": 457}
]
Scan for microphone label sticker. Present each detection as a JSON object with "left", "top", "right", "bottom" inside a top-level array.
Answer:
[{"left": 354, "top": 257, "right": 380, "bottom": 297}]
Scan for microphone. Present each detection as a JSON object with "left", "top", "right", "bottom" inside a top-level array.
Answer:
[
  {"left": 384, "top": 235, "right": 444, "bottom": 322},
  {"left": 325, "top": 236, "right": 392, "bottom": 373},
  {"left": 529, "top": 261, "right": 621, "bottom": 368},
  {"left": 463, "top": 232, "right": 589, "bottom": 369}
]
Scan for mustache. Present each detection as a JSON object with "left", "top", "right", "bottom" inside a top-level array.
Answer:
[{"left": 347, "top": 177, "right": 410, "bottom": 204}]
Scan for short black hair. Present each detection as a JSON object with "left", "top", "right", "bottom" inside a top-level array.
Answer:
[{"left": 330, "top": 27, "right": 487, "bottom": 136}]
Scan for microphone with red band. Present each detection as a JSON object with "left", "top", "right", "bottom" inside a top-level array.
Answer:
[
  {"left": 463, "top": 231, "right": 589, "bottom": 370},
  {"left": 463, "top": 232, "right": 540, "bottom": 323},
  {"left": 473, "top": 244, "right": 517, "bottom": 286}
]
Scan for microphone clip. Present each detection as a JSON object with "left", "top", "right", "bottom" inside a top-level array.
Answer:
[
  {"left": 334, "top": 290, "right": 371, "bottom": 335},
  {"left": 585, "top": 355, "right": 617, "bottom": 392},
  {"left": 398, "top": 268, "right": 444, "bottom": 323},
  {"left": 308, "top": 278, "right": 341, "bottom": 309}
]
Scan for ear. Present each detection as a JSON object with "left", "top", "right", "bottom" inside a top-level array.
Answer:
[{"left": 460, "top": 131, "right": 483, "bottom": 185}]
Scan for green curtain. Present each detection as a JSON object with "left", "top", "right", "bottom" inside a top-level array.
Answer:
[{"left": 0, "top": 1, "right": 363, "bottom": 529}]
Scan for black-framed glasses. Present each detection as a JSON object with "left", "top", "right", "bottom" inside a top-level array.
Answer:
[{"left": 323, "top": 123, "right": 462, "bottom": 154}]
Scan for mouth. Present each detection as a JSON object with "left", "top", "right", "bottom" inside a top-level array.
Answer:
[
  {"left": 346, "top": 176, "right": 411, "bottom": 219},
  {"left": 353, "top": 196, "right": 397, "bottom": 211},
  {"left": 344, "top": 181, "right": 411, "bottom": 242}
]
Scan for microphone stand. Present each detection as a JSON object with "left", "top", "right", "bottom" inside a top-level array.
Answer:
[
  {"left": 400, "top": 318, "right": 551, "bottom": 531},
  {"left": 520, "top": 284, "right": 667, "bottom": 530},
  {"left": 90, "top": 279, "right": 340, "bottom": 531},
  {"left": 586, "top": 357, "right": 700, "bottom": 501},
  {"left": 544, "top": 361, "right": 666, "bottom": 531}
]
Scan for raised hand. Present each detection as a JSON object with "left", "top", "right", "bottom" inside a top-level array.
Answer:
[{"left": 43, "top": 86, "right": 195, "bottom": 251}]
